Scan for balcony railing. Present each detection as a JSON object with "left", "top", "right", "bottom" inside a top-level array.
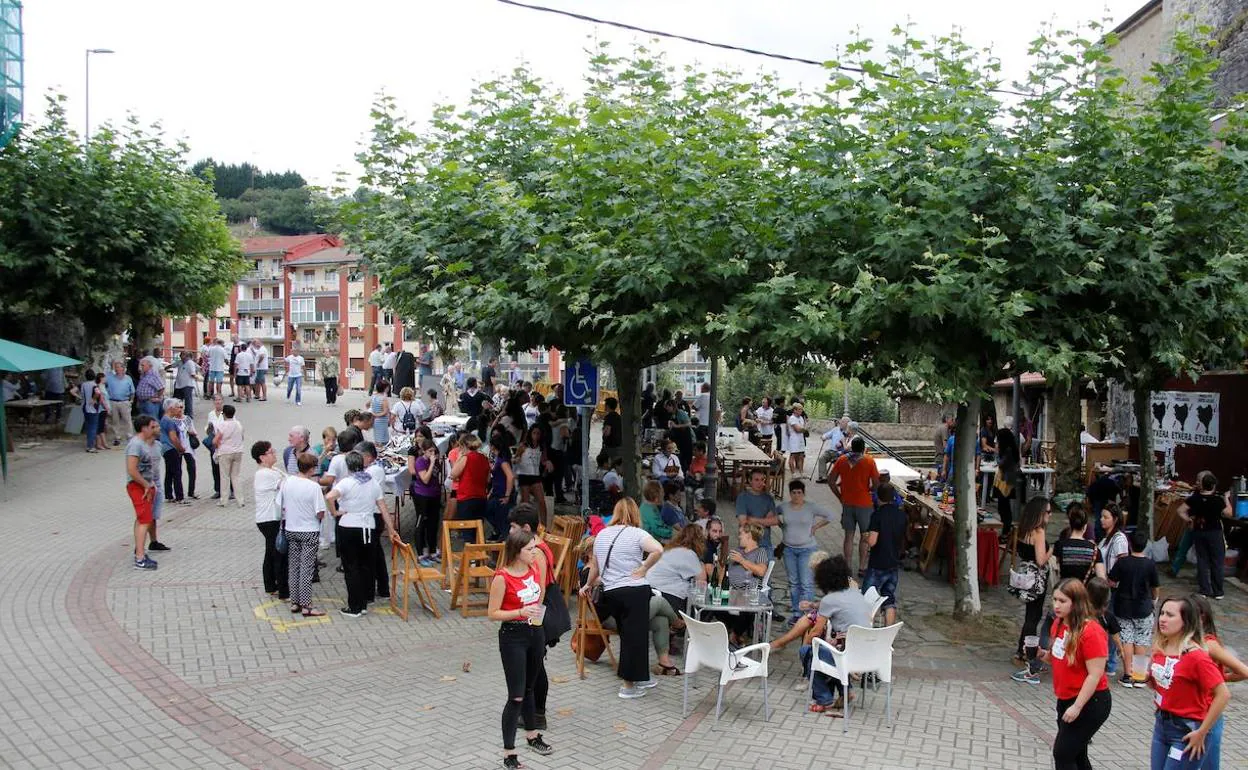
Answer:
[
  {"left": 291, "top": 282, "right": 339, "bottom": 295},
  {"left": 239, "top": 328, "right": 284, "bottom": 341},
  {"left": 298, "top": 342, "right": 339, "bottom": 356},
  {"left": 237, "top": 298, "right": 283, "bottom": 312},
  {"left": 291, "top": 311, "right": 339, "bottom": 324},
  {"left": 240, "top": 270, "right": 282, "bottom": 282}
]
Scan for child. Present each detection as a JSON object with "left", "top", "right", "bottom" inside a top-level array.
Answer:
[
  {"left": 694, "top": 498, "right": 716, "bottom": 530},
  {"left": 1085, "top": 577, "right": 1127, "bottom": 688},
  {"left": 1107, "top": 528, "right": 1159, "bottom": 686},
  {"left": 687, "top": 441, "right": 708, "bottom": 485}
]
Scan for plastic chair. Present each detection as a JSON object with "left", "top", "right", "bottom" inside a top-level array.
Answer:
[
  {"left": 811, "top": 623, "right": 904, "bottom": 733},
  {"left": 866, "top": 594, "right": 888, "bottom": 627},
  {"left": 679, "top": 611, "right": 771, "bottom": 724}
]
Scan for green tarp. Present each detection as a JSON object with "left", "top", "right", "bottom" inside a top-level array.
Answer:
[{"left": 0, "top": 338, "right": 83, "bottom": 481}]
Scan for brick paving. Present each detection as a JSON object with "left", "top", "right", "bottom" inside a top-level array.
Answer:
[{"left": 0, "top": 389, "right": 1245, "bottom": 769}]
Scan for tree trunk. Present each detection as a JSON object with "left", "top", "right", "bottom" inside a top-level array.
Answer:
[
  {"left": 952, "top": 399, "right": 982, "bottom": 617},
  {"left": 1105, "top": 379, "right": 1133, "bottom": 441},
  {"left": 1051, "top": 380, "right": 1082, "bottom": 495},
  {"left": 1134, "top": 385, "right": 1157, "bottom": 537},
  {"left": 612, "top": 361, "right": 642, "bottom": 499}
]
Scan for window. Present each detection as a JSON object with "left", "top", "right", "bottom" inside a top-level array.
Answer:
[
  {"left": 382, "top": 312, "right": 394, "bottom": 326},
  {"left": 172, "top": 318, "right": 186, "bottom": 332},
  {"left": 303, "top": 270, "right": 315, "bottom": 280},
  {"left": 271, "top": 286, "right": 280, "bottom": 299},
  {"left": 217, "top": 317, "right": 231, "bottom": 331},
  {"left": 349, "top": 294, "right": 363, "bottom": 312},
  {"left": 324, "top": 268, "right": 338, "bottom": 281},
  {"left": 253, "top": 260, "right": 262, "bottom": 271},
  {"left": 347, "top": 270, "right": 364, "bottom": 282},
  {"left": 253, "top": 316, "right": 263, "bottom": 329},
  {"left": 252, "top": 287, "right": 261, "bottom": 300},
  {"left": 350, "top": 328, "right": 365, "bottom": 343},
  {"left": 326, "top": 327, "right": 339, "bottom": 343}
]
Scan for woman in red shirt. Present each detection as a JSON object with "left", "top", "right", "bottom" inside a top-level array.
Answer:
[
  {"left": 1039, "top": 578, "right": 1111, "bottom": 770},
  {"left": 451, "top": 434, "right": 491, "bottom": 528},
  {"left": 487, "top": 529, "right": 554, "bottom": 768},
  {"left": 1191, "top": 594, "right": 1248, "bottom": 770},
  {"left": 1147, "top": 595, "right": 1229, "bottom": 769}
]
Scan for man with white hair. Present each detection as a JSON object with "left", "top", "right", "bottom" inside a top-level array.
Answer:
[
  {"left": 251, "top": 340, "right": 269, "bottom": 401},
  {"left": 283, "top": 426, "right": 313, "bottom": 475},
  {"left": 105, "top": 360, "right": 136, "bottom": 446},
  {"left": 815, "top": 415, "right": 851, "bottom": 483},
  {"left": 233, "top": 343, "right": 255, "bottom": 404},
  {"left": 135, "top": 357, "right": 166, "bottom": 420}
]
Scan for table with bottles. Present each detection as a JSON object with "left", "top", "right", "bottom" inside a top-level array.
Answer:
[{"left": 687, "top": 581, "right": 775, "bottom": 641}]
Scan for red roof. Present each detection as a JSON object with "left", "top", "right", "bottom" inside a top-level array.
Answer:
[{"left": 241, "top": 234, "right": 340, "bottom": 256}]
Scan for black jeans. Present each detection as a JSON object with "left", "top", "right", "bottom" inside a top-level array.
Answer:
[
  {"left": 598, "top": 585, "right": 652, "bottom": 684},
  {"left": 369, "top": 513, "right": 390, "bottom": 600},
  {"left": 1016, "top": 592, "right": 1045, "bottom": 659},
  {"left": 181, "top": 453, "right": 197, "bottom": 497},
  {"left": 1053, "top": 690, "right": 1111, "bottom": 770},
  {"left": 175, "top": 386, "right": 196, "bottom": 419},
  {"left": 324, "top": 376, "right": 338, "bottom": 405},
  {"left": 1191, "top": 529, "right": 1226, "bottom": 597},
  {"left": 499, "top": 622, "right": 543, "bottom": 751},
  {"left": 338, "top": 525, "right": 372, "bottom": 613},
  {"left": 256, "top": 521, "right": 289, "bottom": 598},
  {"left": 163, "top": 448, "right": 184, "bottom": 501},
  {"left": 413, "top": 494, "right": 441, "bottom": 555}
]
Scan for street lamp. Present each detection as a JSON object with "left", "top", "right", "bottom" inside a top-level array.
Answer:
[{"left": 84, "top": 47, "right": 114, "bottom": 139}]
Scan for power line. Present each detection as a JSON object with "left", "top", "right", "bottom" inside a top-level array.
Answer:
[{"left": 495, "top": 0, "right": 1036, "bottom": 98}]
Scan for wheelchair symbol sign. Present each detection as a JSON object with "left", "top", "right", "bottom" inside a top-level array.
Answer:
[{"left": 563, "top": 358, "right": 598, "bottom": 407}]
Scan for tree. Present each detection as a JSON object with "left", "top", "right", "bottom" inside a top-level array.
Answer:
[
  {"left": 0, "top": 95, "right": 246, "bottom": 345},
  {"left": 342, "top": 48, "right": 793, "bottom": 490}
]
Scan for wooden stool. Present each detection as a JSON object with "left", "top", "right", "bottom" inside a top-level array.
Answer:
[
  {"left": 441, "top": 519, "right": 486, "bottom": 589},
  {"left": 390, "top": 541, "right": 443, "bottom": 620},
  {"left": 574, "top": 591, "right": 618, "bottom": 679},
  {"left": 451, "top": 542, "right": 504, "bottom": 617}
]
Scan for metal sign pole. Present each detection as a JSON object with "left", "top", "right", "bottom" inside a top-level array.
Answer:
[{"left": 581, "top": 406, "right": 591, "bottom": 513}]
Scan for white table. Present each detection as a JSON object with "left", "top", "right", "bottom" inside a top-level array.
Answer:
[{"left": 979, "top": 462, "right": 1056, "bottom": 506}]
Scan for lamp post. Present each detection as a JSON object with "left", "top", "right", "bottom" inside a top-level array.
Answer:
[{"left": 84, "top": 47, "right": 114, "bottom": 139}]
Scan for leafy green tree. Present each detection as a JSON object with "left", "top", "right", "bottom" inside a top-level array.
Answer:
[
  {"left": 343, "top": 48, "right": 792, "bottom": 489},
  {"left": 0, "top": 96, "right": 246, "bottom": 344}
]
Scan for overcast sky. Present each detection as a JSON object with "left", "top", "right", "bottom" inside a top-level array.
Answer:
[{"left": 24, "top": 0, "right": 1145, "bottom": 186}]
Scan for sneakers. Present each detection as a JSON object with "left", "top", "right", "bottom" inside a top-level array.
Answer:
[
  {"left": 210, "top": 492, "right": 221, "bottom": 500},
  {"left": 618, "top": 686, "right": 646, "bottom": 699},
  {"left": 1011, "top": 669, "right": 1040, "bottom": 685},
  {"left": 133, "top": 557, "right": 158, "bottom": 570},
  {"left": 635, "top": 679, "right": 658, "bottom": 690},
  {"left": 113, "top": 439, "right": 120, "bottom": 446},
  {"left": 148, "top": 541, "right": 170, "bottom": 551},
  {"left": 526, "top": 735, "right": 553, "bottom": 756},
  {"left": 503, "top": 756, "right": 522, "bottom": 769},
  {"left": 1119, "top": 673, "right": 1135, "bottom": 689},
  {"left": 339, "top": 607, "right": 365, "bottom": 618}
]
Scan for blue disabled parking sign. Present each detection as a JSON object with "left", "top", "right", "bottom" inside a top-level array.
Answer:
[{"left": 563, "top": 358, "right": 598, "bottom": 407}]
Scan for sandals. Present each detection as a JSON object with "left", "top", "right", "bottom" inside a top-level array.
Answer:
[
  {"left": 808, "top": 703, "right": 835, "bottom": 713},
  {"left": 653, "top": 663, "right": 681, "bottom": 677},
  {"left": 290, "top": 604, "right": 302, "bottom": 613},
  {"left": 301, "top": 608, "right": 326, "bottom": 617}
]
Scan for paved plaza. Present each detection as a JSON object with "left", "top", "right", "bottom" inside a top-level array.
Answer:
[{"left": 0, "top": 392, "right": 1245, "bottom": 769}]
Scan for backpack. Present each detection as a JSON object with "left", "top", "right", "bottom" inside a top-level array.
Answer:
[{"left": 400, "top": 403, "right": 417, "bottom": 433}]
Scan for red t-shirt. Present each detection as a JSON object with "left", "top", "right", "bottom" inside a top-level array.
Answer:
[
  {"left": 1049, "top": 618, "right": 1110, "bottom": 700},
  {"left": 536, "top": 539, "right": 555, "bottom": 586},
  {"left": 832, "top": 454, "right": 879, "bottom": 508},
  {"left": 495, "top": 565, "right": 542, "bottom": 612},
  {"left": 1149, "top": 647, "right": 1225, "bottom": 720},
  {"left": 458, "top": 452, "right": 490, "bottom": 500}
]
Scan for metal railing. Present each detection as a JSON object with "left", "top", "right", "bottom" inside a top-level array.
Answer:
[
  {"left": 290, "top": 282, "right": 339, "bottom": 295},
  {"left": 240, "top": 270, "right": 281, "bottom": 282},
  {"left": 290, "top": 311, "right": 339, "bottom": 324},
  {"left": 237, "top": 298, "right": 283, "bottom": 312}
]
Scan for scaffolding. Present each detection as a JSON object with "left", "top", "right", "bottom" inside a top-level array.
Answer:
[{"left": 0, "top": 0, "right": 21, "bottom": 150}]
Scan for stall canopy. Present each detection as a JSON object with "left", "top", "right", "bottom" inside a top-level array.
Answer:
[{"left": 0, "top": 338, "right": 82, "bottom": 481}]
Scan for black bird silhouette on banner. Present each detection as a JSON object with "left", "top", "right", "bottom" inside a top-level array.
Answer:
[
  {"left": 1152, "top": 401, "right": 1167, "bottom": 429},
  {"left": 1196, "top": 404, "right": 1214, "bottom": 434},
  {"left": 1173, "top": 403, "right": 1190, "bottom": 432}
]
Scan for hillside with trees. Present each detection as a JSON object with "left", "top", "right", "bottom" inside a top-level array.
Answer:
[{"left": 192, "top": 159, "right": 331, "bottom": 235}]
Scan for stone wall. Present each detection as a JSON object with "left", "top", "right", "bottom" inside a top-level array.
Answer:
[
  {"left": 808, "top": 419, "right": 940, "bottom": 442},
  {"left": 1118, "top": 0, "right": 1248, "bottom": 106}
]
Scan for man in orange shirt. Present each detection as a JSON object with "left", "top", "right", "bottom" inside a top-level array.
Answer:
[{"left": 828, "top": 436, "right": 879, "bottom": 576}]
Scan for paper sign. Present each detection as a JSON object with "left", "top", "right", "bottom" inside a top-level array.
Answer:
[{"left": 1130, "top": 391, "right": 1219, "bottom": 448}]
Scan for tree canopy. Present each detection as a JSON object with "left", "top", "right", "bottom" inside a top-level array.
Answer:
[
  {"left": 192, "top": 158, "right": 330, "bottom": 234},
  {"left": 0, "top": 95, "right": 246, "bottom": 342}
]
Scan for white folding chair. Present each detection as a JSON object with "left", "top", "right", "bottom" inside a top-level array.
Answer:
[
  {"left": 679, "top": 611, "right": 771, "bottom": 724},
  {"left": 811, "top": 623, "right": 904, "bottom": 733}
]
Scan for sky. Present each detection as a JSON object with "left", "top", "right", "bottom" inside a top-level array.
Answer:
[{"left": 23, "top": 0, "right": 1146, "bottom": 187}]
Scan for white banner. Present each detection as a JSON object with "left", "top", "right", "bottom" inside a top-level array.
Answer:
[{"left": 1130, "top": 390, "right": 1219, "bottom": 448}]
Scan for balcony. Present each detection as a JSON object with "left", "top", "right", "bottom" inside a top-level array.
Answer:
[
  {"left": 237, "top": 298, "right": 283, "bottom": 312},
  {"left": 240, "top": 270, "right": 281, "bottom": 283},
  {"left": 291, "top": 310, "right": 339, "bottom": 325},
  {"left": 239, "top": 328, "right": 285, "bottom": 342},
  {"left": 291, "top": 282, "right": 339, "bottom": 296},
  {"left": 298, "top": 342, "right": 340, "bottom": 357}
]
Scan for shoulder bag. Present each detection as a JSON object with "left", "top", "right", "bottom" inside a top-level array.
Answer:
[
  {"left": 1007, "top": 530, "right": 1046, "bottom": 603},
  {"left": 590, "top": 529, "right": 623, "bottom": 605}
]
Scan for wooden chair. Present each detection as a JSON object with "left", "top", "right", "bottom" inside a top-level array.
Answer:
[
  {"left": 390, "top": 541, "right": 443, "bottom": 620},
  {"left": 548, "top": 517, "right": 586, "bottom": 597},
  {"left": 574, "top": 591, "right": 618, "bottom": 679},
  {"left": 440, "top": 519, "right": 486, "bottom": 589},
  {"left": 541, "top": 532, "right": 572, "bottom": 585},
  {"left": 450, "top": 542, "right": 504, "bottom": 617}
]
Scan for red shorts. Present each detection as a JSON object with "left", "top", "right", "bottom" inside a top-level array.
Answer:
[{"left": 127, "top": 481, "right": 155, "bottom": 525}]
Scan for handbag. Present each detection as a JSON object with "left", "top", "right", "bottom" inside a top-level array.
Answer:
[
  {"left": 189, "top": 433, "right": 201, "bottom": 450},
  {"left": 589, "top": 530, "right": 623, "bottom": 605},
  {"left": 542, "top": 582, "right": 572, "bottom": 645},
  {"left": 275, "top": 521, "right": 288, "bottom": 554}
]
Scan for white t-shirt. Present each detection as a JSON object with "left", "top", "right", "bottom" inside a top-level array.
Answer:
[
  {"left": 252, "top": 346, "right": 269, "bottom": 371},
  {"left": 365, "top": 463, "right": 386, "bottom": 494},
  {"left": 593, "top": 525, "right": 654, "bottom": 591},
  {"left": 651, "top": 452, "right": 682, "bottom": 479},
  {"left": 207, "top": 345, "right": 228, "bottom": 373},
  {"left": 391, "top": 398, "right": 428, "bottom": 428},
  {"left": 234, "top": 349, "right": 254, "bottom": 376},
  {"left": 333, "top": 475, "right": 383, "bottom": 529},
  {"left": 279, "top": 475, "right": 326, "bottom": 533},
  {"left": 602, "top": 469, "right": 623, "bottom": 491},
  {"left": 523, "top": 404, "right": 539, "bottom": 427},
  {"left": 383, "top": 351, "right": 398, "bottom": 369},
  {"left": 254, "top": 467, "right": 285, "bottom": 523},
  {"left": 694, "top": 393, "right": 712, "bottom": 426},
  {"left": 369, "top": 349, "right": 383, "bottom": 367},
  {"left": 285, "top": 355, "right": 305, "bottom": 378},
  {"left": 325, "top": 453, "right": 349, "bottom": 484}
]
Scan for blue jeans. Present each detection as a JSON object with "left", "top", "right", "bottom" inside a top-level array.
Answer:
[
  {"left": 783, "top": 544, "right": 816, "bottom": 620},
  {"left": 1205, "top": 714, "right": 1224, "bottom": 770},
  {"left": 798, "top": 643, "right": 842, "bottom": 705},
  {"left": 84, "top": 408, "right": 100, "bottom": 448},
  {"left": 862, "top": 567, "right": 899, "bottom": 609},
  {"left": 486, "top": 497, "right": 512, "bottom": 541},
  {"left": 139, "top": 400, "right": 160, "bottom": 420},
  {"left": 1151, "top": 711, "right": 1205, "bottom": 770},
  {"left": 286, "top": 376, "right": 302, "bottom": 403},
  {"left": 371, "top": 366, "right": 383, "bottom": 393}
]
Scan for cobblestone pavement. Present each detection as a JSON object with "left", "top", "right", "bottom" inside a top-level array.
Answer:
[{"left": 0, "top": 390, "right": 1245, "bottom": 769}]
